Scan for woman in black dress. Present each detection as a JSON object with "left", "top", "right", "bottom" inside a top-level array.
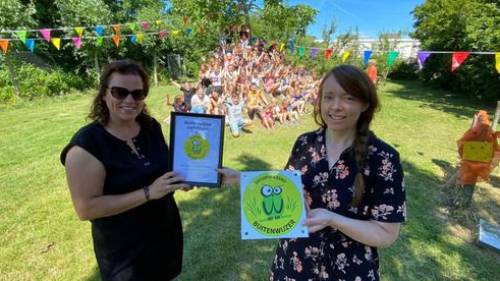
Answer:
[
  {"left": 61, "top": 60, "right": 189, "bottom": 281},
  {"left": 219, "top": 65, "right": 406, "bottom": 280}
]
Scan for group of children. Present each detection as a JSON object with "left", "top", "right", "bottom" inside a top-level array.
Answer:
[{"left": 166, "top": 39, "right": 320, "bottom": 137}]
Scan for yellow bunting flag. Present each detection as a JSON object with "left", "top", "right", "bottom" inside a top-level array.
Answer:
[
  {"left": 136, "top": 33, "right": 144, "bottom": 44},
  {"left": 112, "top": 35, "right": 120, "bottom": 47},
  {"left": 112, "top": 25, "right": 121, "bottom": 35},
  {"left": 463, "top": 141, "right": 493, "bottom": 163},
  {"left": 75, "top": 27, "right": 84, "bottom": 37},
  {"left": 51, "top": 38, "right": 61, "bottom": 50},
  {"left": 496, "top": 53, "right": 500, "bottom": 74},
  {"left": 342, "top": 51, "right": 351, "bottom": 63},
  {"left": 279, "top": 43, "right": 285, "bottom": 52},
  {"left": 0, "top": 39, "right": 9, "bottom": 54},
  {"left": 155, "top": 20, "right": 162, "bottom": 26},
  {"left": 172, "top": 30, "right": 180, "bottom": 36}
]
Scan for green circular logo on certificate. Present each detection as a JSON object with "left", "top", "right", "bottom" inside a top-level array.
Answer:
[
  {"left": 184, "top": 134, "right": 209, "bottom": 159},
  {"left": 242, "top": 173, "right": 302, "bottom": 237}
]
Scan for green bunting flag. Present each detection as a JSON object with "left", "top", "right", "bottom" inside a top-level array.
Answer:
[
  {"left": 16, "top": 31, "right": 27, "bottom": 44},
  {"left": 387, "top": 51, "right": 400, "bottom": 67}
]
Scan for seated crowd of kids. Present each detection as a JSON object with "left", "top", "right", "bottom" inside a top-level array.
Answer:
[{"left": 166, "top": 34, "right": 320, "bottom": 138}]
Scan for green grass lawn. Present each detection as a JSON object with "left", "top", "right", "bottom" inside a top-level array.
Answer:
[{"left": 0, "top": 80, "right": 499, "bottom": 281}]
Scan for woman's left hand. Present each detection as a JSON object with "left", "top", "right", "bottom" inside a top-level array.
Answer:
[{"left": 303, "top": 208, "right": 336, "bottom": 233}]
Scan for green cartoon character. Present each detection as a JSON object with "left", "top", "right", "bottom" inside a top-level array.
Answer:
[{"left": 261, "top": 185, "right": 283, "bottom": 216}]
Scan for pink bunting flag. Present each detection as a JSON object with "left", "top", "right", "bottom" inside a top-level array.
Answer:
[
  {"left": 72, "top": 37, "right": 82, "bottom": 49},
  {"left": 40, "top": 28, "right": 51, "bottom": 42},
  {"left": 159, "top": 31, "right": 167, "bottom": 39},
  {"left": 141, "top": 21, "right": 149, "bottom": 30},
  {"left": 451, "top": 52, "right": 470, "bottom": 72}
]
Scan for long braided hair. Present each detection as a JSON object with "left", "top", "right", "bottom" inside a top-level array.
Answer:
[{"left": 313, "top": 65, "right": 379, "bottom": 206}]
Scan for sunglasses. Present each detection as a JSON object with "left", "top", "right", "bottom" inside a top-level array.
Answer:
[{"left": 108, "top": 86, "right": 147, "bottom": 101}]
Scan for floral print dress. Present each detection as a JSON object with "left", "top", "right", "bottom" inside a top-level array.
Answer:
[{"left": 270, "top": 128, "right": 406, "bottom": 281}]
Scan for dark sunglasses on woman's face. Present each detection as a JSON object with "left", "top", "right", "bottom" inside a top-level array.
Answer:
[{"left": 108, "top": 86, "right": 147, "bottom": 101}]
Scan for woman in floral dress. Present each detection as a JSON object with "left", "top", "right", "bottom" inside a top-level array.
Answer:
[{"left": 219, "top": 65, "right": 406, "bottom": 281}]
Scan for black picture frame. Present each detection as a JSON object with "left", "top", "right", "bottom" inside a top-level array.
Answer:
[{"left": 169, "top": 112, "right": 225, "bottom": 188}]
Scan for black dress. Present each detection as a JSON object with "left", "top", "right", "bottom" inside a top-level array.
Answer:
[
  {"left": 270, "top": 128, "right": 406, "bottom": 281},
  {"left": 60, "top": 118, "right": 183, "bottom": 281}
]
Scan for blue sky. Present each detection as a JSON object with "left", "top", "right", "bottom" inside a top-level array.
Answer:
[{"left": 256, "top": 0, "right": 425, "bottom": 39}]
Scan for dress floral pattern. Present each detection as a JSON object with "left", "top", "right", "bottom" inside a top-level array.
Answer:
[{"left": 270, "top": 128, "right": 406, "bottom": 281}]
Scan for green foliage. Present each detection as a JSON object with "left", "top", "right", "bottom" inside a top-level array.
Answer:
[
  {"left": 388, "top": 59, "right": 420, "bottom": 80},
  {"left": 412, "top": 0, "right": 500, "bottom": 101},
  {"left": 0, "top": 0, "right": 36, "bottom": 29}
]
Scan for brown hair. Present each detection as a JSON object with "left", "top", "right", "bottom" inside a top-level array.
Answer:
[
  {"left": 88, "top": 59, "right": 151, "bottom": 126},
  {"left": 313, "top": 65, "right": 379, "bottom": 206}
]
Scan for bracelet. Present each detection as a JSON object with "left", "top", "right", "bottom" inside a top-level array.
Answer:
[{"left": 143, "top": 185, "right": 150, "bottom": 201}]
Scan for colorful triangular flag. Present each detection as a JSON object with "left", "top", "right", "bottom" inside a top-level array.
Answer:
[
  {"left": 342, "top": 51, "right": 351, "bottom": 63},
  {"left": 75, "top": 27, "right": 84, "bottom": 37},
  {"left": 495, "top": 53, "right": 500, "bottom": 74},
  {"left": 310, "top": 48, "right": 318, "bottom": 58},
  {"left": 51, "top": 38, "right": 61, "bottom": 50},
  {"left": 96, "top": 37, "right": 104, "bottom": 46},
  {"left": 136, "top": 33, "right": 144, "bottom": 44},
  {"left": 112, "top": 35, "right": 120, "bottom": 47},
  {"left": 279, "top": 43, "right": 285, "bottom": 52},
  {"left": 298, "top": 47, "right": 304, "bottom": 59},
  {"left": 141, "top": 21, "right": 149, "bottom": 30},
  {"left": 16, "top": 30, "right": 27, "bottom": 44},
  {"left": 183, "top": 16, "right": 189, "bottom": 25},
  {"left": 451, "top": 52, "right": 470, "bottom": 72},
  {"left": 25, "top": 38, "right": 35, "bottom": 52},
  {"left": 186, "top": 28, "right": 192, "bottom": 35},
  {"left": 417, "top": 51, "right": 431, "bottom": 69},
  {"left": 72, "top": 37, "right": 82, "bottom": 49},
  {"left": 171, "top": 30, "right": 180, "bottom": 36},
  {"left": 363, "top": 50, "right": 372, "bottom": 65},
  {"left": 287, "top": 39, "right": 294, "bottom": 54},
  {"left": 95, "top": 26, "right": 105, "bottom": 36},
  {"left": 130, "top": 35, "right": 137, "bottom": 44},
  {"left": 159, "top": 31, "right": 167, "bottom": 39},
  {"left": 40, "top": 28, "right": 51, "bottom": 42},
  {"left": 325, "top": 48, "right": 333, "bottom": 60},
  {"left": 128, "top": 22, "right": 137, "bottom": 31},
  {"left": 0, "top": 39, "right": 9, "bottom": 54},
  {"left": 155, "top": 20, "right": 162, "bottom": 26},
  {"left": 112, "top": 25, "right": 121, "bottom": 35},
  {"left": 387, "top": 51, "right": 400, "bottom": 67}
]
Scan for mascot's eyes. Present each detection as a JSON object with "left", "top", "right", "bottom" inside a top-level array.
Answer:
[
  {"left": 261, "top": 185, "right": 273, "bottom": 197},
  {"left": 273, "top": 186, "right": 282, "bottom": 195}
]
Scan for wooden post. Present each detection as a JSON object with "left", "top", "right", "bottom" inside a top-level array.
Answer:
[
  {"left": 153, "top": 52, "right": 158, "bottom": 87},
  {"left": 492, "top": 101, "right": 500, "bottom": 131}
]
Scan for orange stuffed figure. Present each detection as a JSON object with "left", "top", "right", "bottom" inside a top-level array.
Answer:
[{"left": 457, "top": 110, "right": 500, "bottom": 185}]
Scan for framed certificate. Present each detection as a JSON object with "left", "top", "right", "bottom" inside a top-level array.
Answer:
[
  {"left": 169, "top": 112, "right": 225, "bottom": 187},
  {"left": 240, "top": 171, "right": 309, "bottom": 240}
]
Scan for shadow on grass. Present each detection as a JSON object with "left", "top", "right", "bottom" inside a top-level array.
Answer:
[
  {"left": 384, "top": 80, "right": 497, "bottom": 120},
  {"left": 382, "top": 159, "right": 500, "bottom": 280},
  {"left": 175, "top": 154, "right": 276, "bottom": 280}
]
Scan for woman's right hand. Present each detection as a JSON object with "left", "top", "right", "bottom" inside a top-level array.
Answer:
[
  {"left": 148, "top": 171, "right": 190, "bottom": 200},
  {"left": 217, "top": 167, "right": 241, "bottom": 187}
]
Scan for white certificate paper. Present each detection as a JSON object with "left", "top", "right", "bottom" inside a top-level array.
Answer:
[{"left": 169, "top": 112, "right": 224, "bottom": 187}]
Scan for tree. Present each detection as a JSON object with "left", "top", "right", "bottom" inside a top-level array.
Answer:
[{"left": 412, "top": 0, "right": 500, "bottom": 101}]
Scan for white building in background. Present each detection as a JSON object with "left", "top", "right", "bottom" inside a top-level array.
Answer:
[
  {"left": 357, "top": 38, "right": 421, "bottom": 59},
  {"left": 333, "top": 38, "right": 421, "bottom": 61}
]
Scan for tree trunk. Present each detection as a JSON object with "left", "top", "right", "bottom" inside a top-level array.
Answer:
[
  {"left": 94, "top": 52, "right": 100, "bottom": 86},
  {"left": 6, "top": 55, "right": 20, "bottom": 96}
]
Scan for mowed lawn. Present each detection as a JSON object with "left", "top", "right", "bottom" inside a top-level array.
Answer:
[{"left": 0, "top": 80, "right": 499, "bottom": 281}]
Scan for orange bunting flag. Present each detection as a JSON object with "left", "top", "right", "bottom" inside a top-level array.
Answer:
[
  {"left": 112, "top": 35, "right": 120, "bottom": 47},
  {"left": 75, "top": 27, "right": 84, "bottom": 37},
  {"left": 325, "top": 48, "right": 332, "bottom": 60},
  {"left": 183, "top": 16, "right": 189, "bottom": 25},
  {"left": 51, "top": 38, "right": 61, "bottom": 50},
  {"left": 496, "top": 53, "right": 500, "bottom": 74},
  {"left": 451, "top": 52, "right": 470, "bottom": 72},
  {"left": 112, "top": 25, "right": 121, "bottom": 35},
  {"left": 0, "top": 39, "right": 9, "bottom": 54}
]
